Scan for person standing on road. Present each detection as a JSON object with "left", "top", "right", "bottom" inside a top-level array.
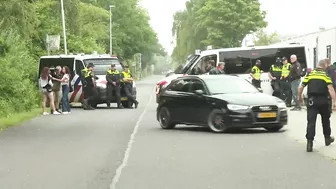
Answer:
[
  {"left": 106, "top": 64, "right": 123, "bottom": 109},
  {"left": 121, "top": 65, "right": 139, "bottom": 108},
  {"left": 209, "top": 62, "right": 225, "bottom": 75},
  {"left": 250, "top": 59, "right": 262, "bottom": 88},
  {"left": 51, "top": 66, "right": 62, "bottom": 113},
  {"left": 298, "top": 59, "right": 336, "bottom": 152},
  {"left": 325, "top": 58, "right": 336, "bottom": 110},
  {"left": 81, "top": 63, "right": 97, "bottom": 110},
  {"left": 280, "top": 57, "right": 292, "bottom": 107},
  {"left": 60, "top": 66, "right": 71, "bottom": 114},
  {"left": 269, "top": 57, "right": 282, "bottom": 97},
  {"left": 39, "top": 67, "right": 60, "bottom": 115},
  {"left": 289, "top": 54, "right": 302, "bottom": 111}
]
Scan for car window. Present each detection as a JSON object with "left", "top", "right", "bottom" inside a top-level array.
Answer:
[
  {"left": 189, "top": 54, "right": 217, "bottom": 75},
  {"left": 167, "top": 79, "right": 192, "bottom": 92},
  {"left": 83, "top": 58, "right": 122, "bottom": 75},
  {"left": 190, "top": 79, "right": 205, "bottom": 93}
]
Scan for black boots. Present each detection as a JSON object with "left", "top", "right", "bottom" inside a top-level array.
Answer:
[{"left": 306, "top": 136, "right": 334, "bottom": 152}]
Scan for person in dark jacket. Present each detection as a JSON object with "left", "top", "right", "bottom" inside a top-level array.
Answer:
[
  {"left": 81, "top": 63, "right": 98, "bottom": 110},
  {"left": 106, "top": 64, "right": 123, "bottom": 109},
  {"left": 209, "top": 62, "right": 225, "bottom": 75},
  {"left": 269, "top": 57, "right": 282, "bottom": 97},
  {"left": 289, "top": 54, "right": 302, "bottom": 111},
  {"left": 325, "top": 58, "right": 336, "bottom": 110},
  {"left": 121, "top": 65, "right": 139, "bottom": 108}
]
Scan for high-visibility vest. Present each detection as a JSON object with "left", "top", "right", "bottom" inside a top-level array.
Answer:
[
  {"left": 107, "top": 69, "right": 119, "bottom": 75},
  {"left": 281, "top": 63, "right": 291, "bottom": 77},
  {"left": 82, "top": 68, "right": 93, "bottom": 78},
  {"left": 271, "top": 64, "right": 282, "bottom": 77},
  {"left": 122, "top": 71, "right": 131, "bottom": 79},
  {"left": 251, "top": 66, "right": 261, "bottom": 79}
]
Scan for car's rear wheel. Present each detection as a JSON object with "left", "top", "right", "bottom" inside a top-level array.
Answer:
[
  {"left": 158, "top": 107, "right": 176, "bottom": 129},
  {"left": 265, "top": 125, "right": 283, "bottom": 132},
  {"left": 208, "top": 109, "right": 228, "bottom": 133}
]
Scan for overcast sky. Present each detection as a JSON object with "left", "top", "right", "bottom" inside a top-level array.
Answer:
[{"left": 140, "top": 0, "right": 336, "bottom": 54}]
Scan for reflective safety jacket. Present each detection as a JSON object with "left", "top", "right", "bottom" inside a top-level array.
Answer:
[
  {"left": 251, "top": 66, "right": 261, "bottom": 80},
  {"left": 122, "top": 71, "right": 133, "bottom": 83},
  {"left": 270, "top": 64, "right": 282, "bottom": 79},
  {"left": 106, "top": 69, "right": 121, "bottom": 85},
  {"left": 281, "top": 63, "right": 291, "bottom": 78},
  {"left": 81, "top": 68, "right": 94, "bottom": 85}
]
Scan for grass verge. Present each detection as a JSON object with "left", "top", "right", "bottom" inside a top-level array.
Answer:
[{"left": 0, "top": 108, "right": 41, "bottom": 131}]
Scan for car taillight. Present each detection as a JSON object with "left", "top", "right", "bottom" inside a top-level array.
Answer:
[
  {"left": 158, "top": 80, "right": 167, "bottom": 86},
  {"left": 183, "top": 74, "right": 188, "bottom": 76}
]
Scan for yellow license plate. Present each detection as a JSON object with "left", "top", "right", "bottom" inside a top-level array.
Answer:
[
  {"left": 258, "top": 112, "right": 276, "bottom": 118},
  {"left": 121, "top": 97, "right": 127, "bottom": 101}
]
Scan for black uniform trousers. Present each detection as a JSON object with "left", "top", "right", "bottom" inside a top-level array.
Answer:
[
  {"left": 252, "top": 79, "right": 261, "bottom": 88},
  {"left": 83, "top": 84, "right": 97, "bottom": 103},
  {"left": 107, "top": 84, "right": 121, "bottom": 106},
  {"left": 306, "top": 96, "right": 332, "bottom": 140},
  {"left": 271, "top": 79, "right": 281, "bottom": 97},
  {"left": 124, "top": 83, "right": 137, "bottom": 105},
  {"left": 280, "top": 80, "right": 292, "bottom": 105}
]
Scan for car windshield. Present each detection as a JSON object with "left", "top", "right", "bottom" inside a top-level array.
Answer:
[
  {"left": 205, "top": 77, "right": 259, "bottom": 94},
  {"left": 84, "top": 58, "right": 122, "bottom": 75},
  {"left": 174, "top": 55, "right": 199, "bottom": 74}
]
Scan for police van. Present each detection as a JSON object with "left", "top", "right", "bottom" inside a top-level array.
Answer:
[
  {"left": 156, "top": 44, "right": 310, "bottom": 102},
  {"left": 38, "top": 54, "right": 137, "bottom": 108}
]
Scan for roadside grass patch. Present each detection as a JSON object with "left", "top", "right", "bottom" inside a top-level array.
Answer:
[{"left": 0, "top": 108, "right": 41, "bottom": 131}]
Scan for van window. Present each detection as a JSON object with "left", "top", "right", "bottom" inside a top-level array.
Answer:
[
  {"left": 75, "top": 60, "right": 85, "bottom": 74},
  {"left": 188, "top": 54, "right": 217, "bottom": 75},
  {"left": 38, "top": 57, "right": 74, "bottom": 77},
  {"left": 84, "top": 58, "right": 122, "bottom": 75},
  {"left": 219, "top": 47, "right": 307, "bottom": 74},
  {"left": 175, "top": 55, "right": 199, "bottom": 74}
]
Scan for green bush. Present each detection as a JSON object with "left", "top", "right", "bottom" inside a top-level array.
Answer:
[{"left": 0, "top": 30, "right": 39, "bottom": 118}]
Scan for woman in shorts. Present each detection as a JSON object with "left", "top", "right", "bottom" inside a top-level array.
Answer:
[{"left": 39, "top": 67, "right": 60, "bottom": 115}]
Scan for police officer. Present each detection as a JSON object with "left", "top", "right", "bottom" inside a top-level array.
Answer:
[
  {"left": 106, "top": 64, "right": 123, "bottom": 109},
  {"left": 298, "top": 59, "right": 336, "bottom": 152},
  {"left": 268, "top": 57, "right": 282, "bottom": 97},
  {"left": 122, "top": 65, "right": 139, "bottom": 108},
  {"left": 81, "top": 63, "right": 98, "bottom": 110},
  {"left": 280, "top": 57, "right": 292, "bottom": 107},
  {"left": 250, "top": 59, "right": 262, "bottom": 88}
]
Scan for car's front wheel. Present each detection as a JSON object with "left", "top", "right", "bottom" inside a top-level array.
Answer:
[
  {"left": 158, "top": 107, "right": 176, "bottom": 129},
  {"left": 264, "top": 125, "right": 283, "bottom": 132},
  {"left": 207, "top": 109, "right": 228, "bottom": 133}
]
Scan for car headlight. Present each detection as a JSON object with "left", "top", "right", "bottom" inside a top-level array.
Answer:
[
  {"left": 227, "top": 104, "right": 249, "bottom": 111},
  {"left": 277, "top": 102, "right": 286, "bottom": 109}
]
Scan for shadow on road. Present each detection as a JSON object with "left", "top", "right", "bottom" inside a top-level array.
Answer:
[{"left": 163, "top": 126, "right": 287, "bottom": 134}]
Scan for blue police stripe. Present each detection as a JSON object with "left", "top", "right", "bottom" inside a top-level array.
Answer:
[{"left": 74, "top": 75, "right": 81, "bottom": 87}]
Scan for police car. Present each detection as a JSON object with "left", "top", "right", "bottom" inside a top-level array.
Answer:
[
  {"left": 38, "top": 53, "right": 137, "bottom": 108},
  {"left": 156, "top": 44, "right": 310, "bottom": 104}
]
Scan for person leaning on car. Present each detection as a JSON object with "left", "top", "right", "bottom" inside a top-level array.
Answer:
[
  {"left": 121, "top": 65, "right": 139, "bottom": 108},
  {"left": 106, "top": 64, "right": 123, "bottom": 109},
  {"left": 298, "top": 59, "right": 336, "bottom": 152},
  {"left": 209, "top": 62, "right": 225, "bottom": 74}
]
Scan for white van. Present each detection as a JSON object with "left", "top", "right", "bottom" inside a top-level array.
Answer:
[
  {"left": 156, "top": 44, "right": 310, "bottom": 103},
  {"left": 38, "top": 54, "right": 137, "bottom": 108}
]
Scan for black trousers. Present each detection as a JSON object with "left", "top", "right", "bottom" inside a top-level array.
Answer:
[
  {"left": 124, "top": 83, "right": 137, "bottom": 104},
  {"left": 271, "top": 80, "right": 281, "bottom": 98},
  {"left": 252, "top": 79, "right": 261, "bottom": 88},
  {"left": 280, "top": 80, "right": 292, "bottom": 104},
  {"left": 107, "top": 85, "right": 121, "bottom": 106},
  {"left": 83, "top": 85, "right": 97, "bottom": 103},
  {"left": 306, "top": 100, "right": 331, "bottom": 140}
]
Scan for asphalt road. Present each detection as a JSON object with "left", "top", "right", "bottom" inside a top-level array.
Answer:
[{"left": 1, "top": 75, "right": 336, "bottom": 189}]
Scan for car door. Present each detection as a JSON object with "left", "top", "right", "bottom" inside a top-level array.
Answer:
[
  {"left": 188, "top": 79, "right": 213, "bottom": 125},
  {"left": 162, "top": 78, "right": 193, "bottom": 123}
]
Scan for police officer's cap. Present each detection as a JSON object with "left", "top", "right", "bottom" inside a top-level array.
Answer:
[
  {"left": 124, "top": 65, "right": 129, "bottom": 68},
  {"left": 276, "top": 57, "right": 281, "bottom": 61},
  {"left": 87, "top": 63, "right": 94, "bottom": 68},
  {"left": 282, "top": 57, "right": 287, "bottom": 61},
  {"left": 111, "top": 64, "right": 116, "bottom": 67}
]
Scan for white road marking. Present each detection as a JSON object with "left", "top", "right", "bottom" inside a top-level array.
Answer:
[{"left": 109, "top": 88, "right": 154, "bottom": 189}]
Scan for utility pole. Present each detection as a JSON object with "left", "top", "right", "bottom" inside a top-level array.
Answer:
[
  {"left": 60, "top": 0, "right": 67, "bottom": 54},
  {"left": 109, "top": 5, "right": 115, "bottom": 55}
]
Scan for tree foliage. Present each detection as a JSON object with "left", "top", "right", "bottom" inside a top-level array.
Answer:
[
  {"left": 0, "top": 0, "right": 165, "bottom": 117},
  {"left": 171, "top": 0, "right": 267, "bottom": 64},
  {"left": 253, "top": 29, "right": 281, "bottom": 46}
]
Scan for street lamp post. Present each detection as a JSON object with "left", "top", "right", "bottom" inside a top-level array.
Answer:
[
  {"left": 109, "top": 5, "right": 115, "bottom": 55},
  {"left": 60, "top": 0, "right": 67, "bottom": 54}
]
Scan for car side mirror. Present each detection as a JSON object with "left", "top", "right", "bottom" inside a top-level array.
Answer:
[
  {"left": 194, "top": 89, "right": 204, "bottom": 95},
  {"left": 257, "top": 88, "right": 263, "bottom": 93}
]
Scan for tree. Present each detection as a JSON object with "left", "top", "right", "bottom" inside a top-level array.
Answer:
[
  {"left": 253, "top": 30, "right": 281, "bottom": 46},
  {"left": 171, "top": 0, "right": 267, "bottom": 64}
]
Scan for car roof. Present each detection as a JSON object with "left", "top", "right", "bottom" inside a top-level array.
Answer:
[{"left": 181, "top": 74, "right": 240, "bottom": 80}]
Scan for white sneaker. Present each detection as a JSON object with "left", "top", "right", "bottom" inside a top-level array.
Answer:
[
  {"left": 62, "top": 112, "right": 69, "bottom": 115},
  {"left": 42, "top": 112, "right": 49, "bottom": 116},
  {"left": 53, "top": 111, "right": 61, "bottom": 115}
]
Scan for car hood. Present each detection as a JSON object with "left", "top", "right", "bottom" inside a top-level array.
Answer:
[{"left": 211, "top": 93, "right": 280, "bottom": 106}]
